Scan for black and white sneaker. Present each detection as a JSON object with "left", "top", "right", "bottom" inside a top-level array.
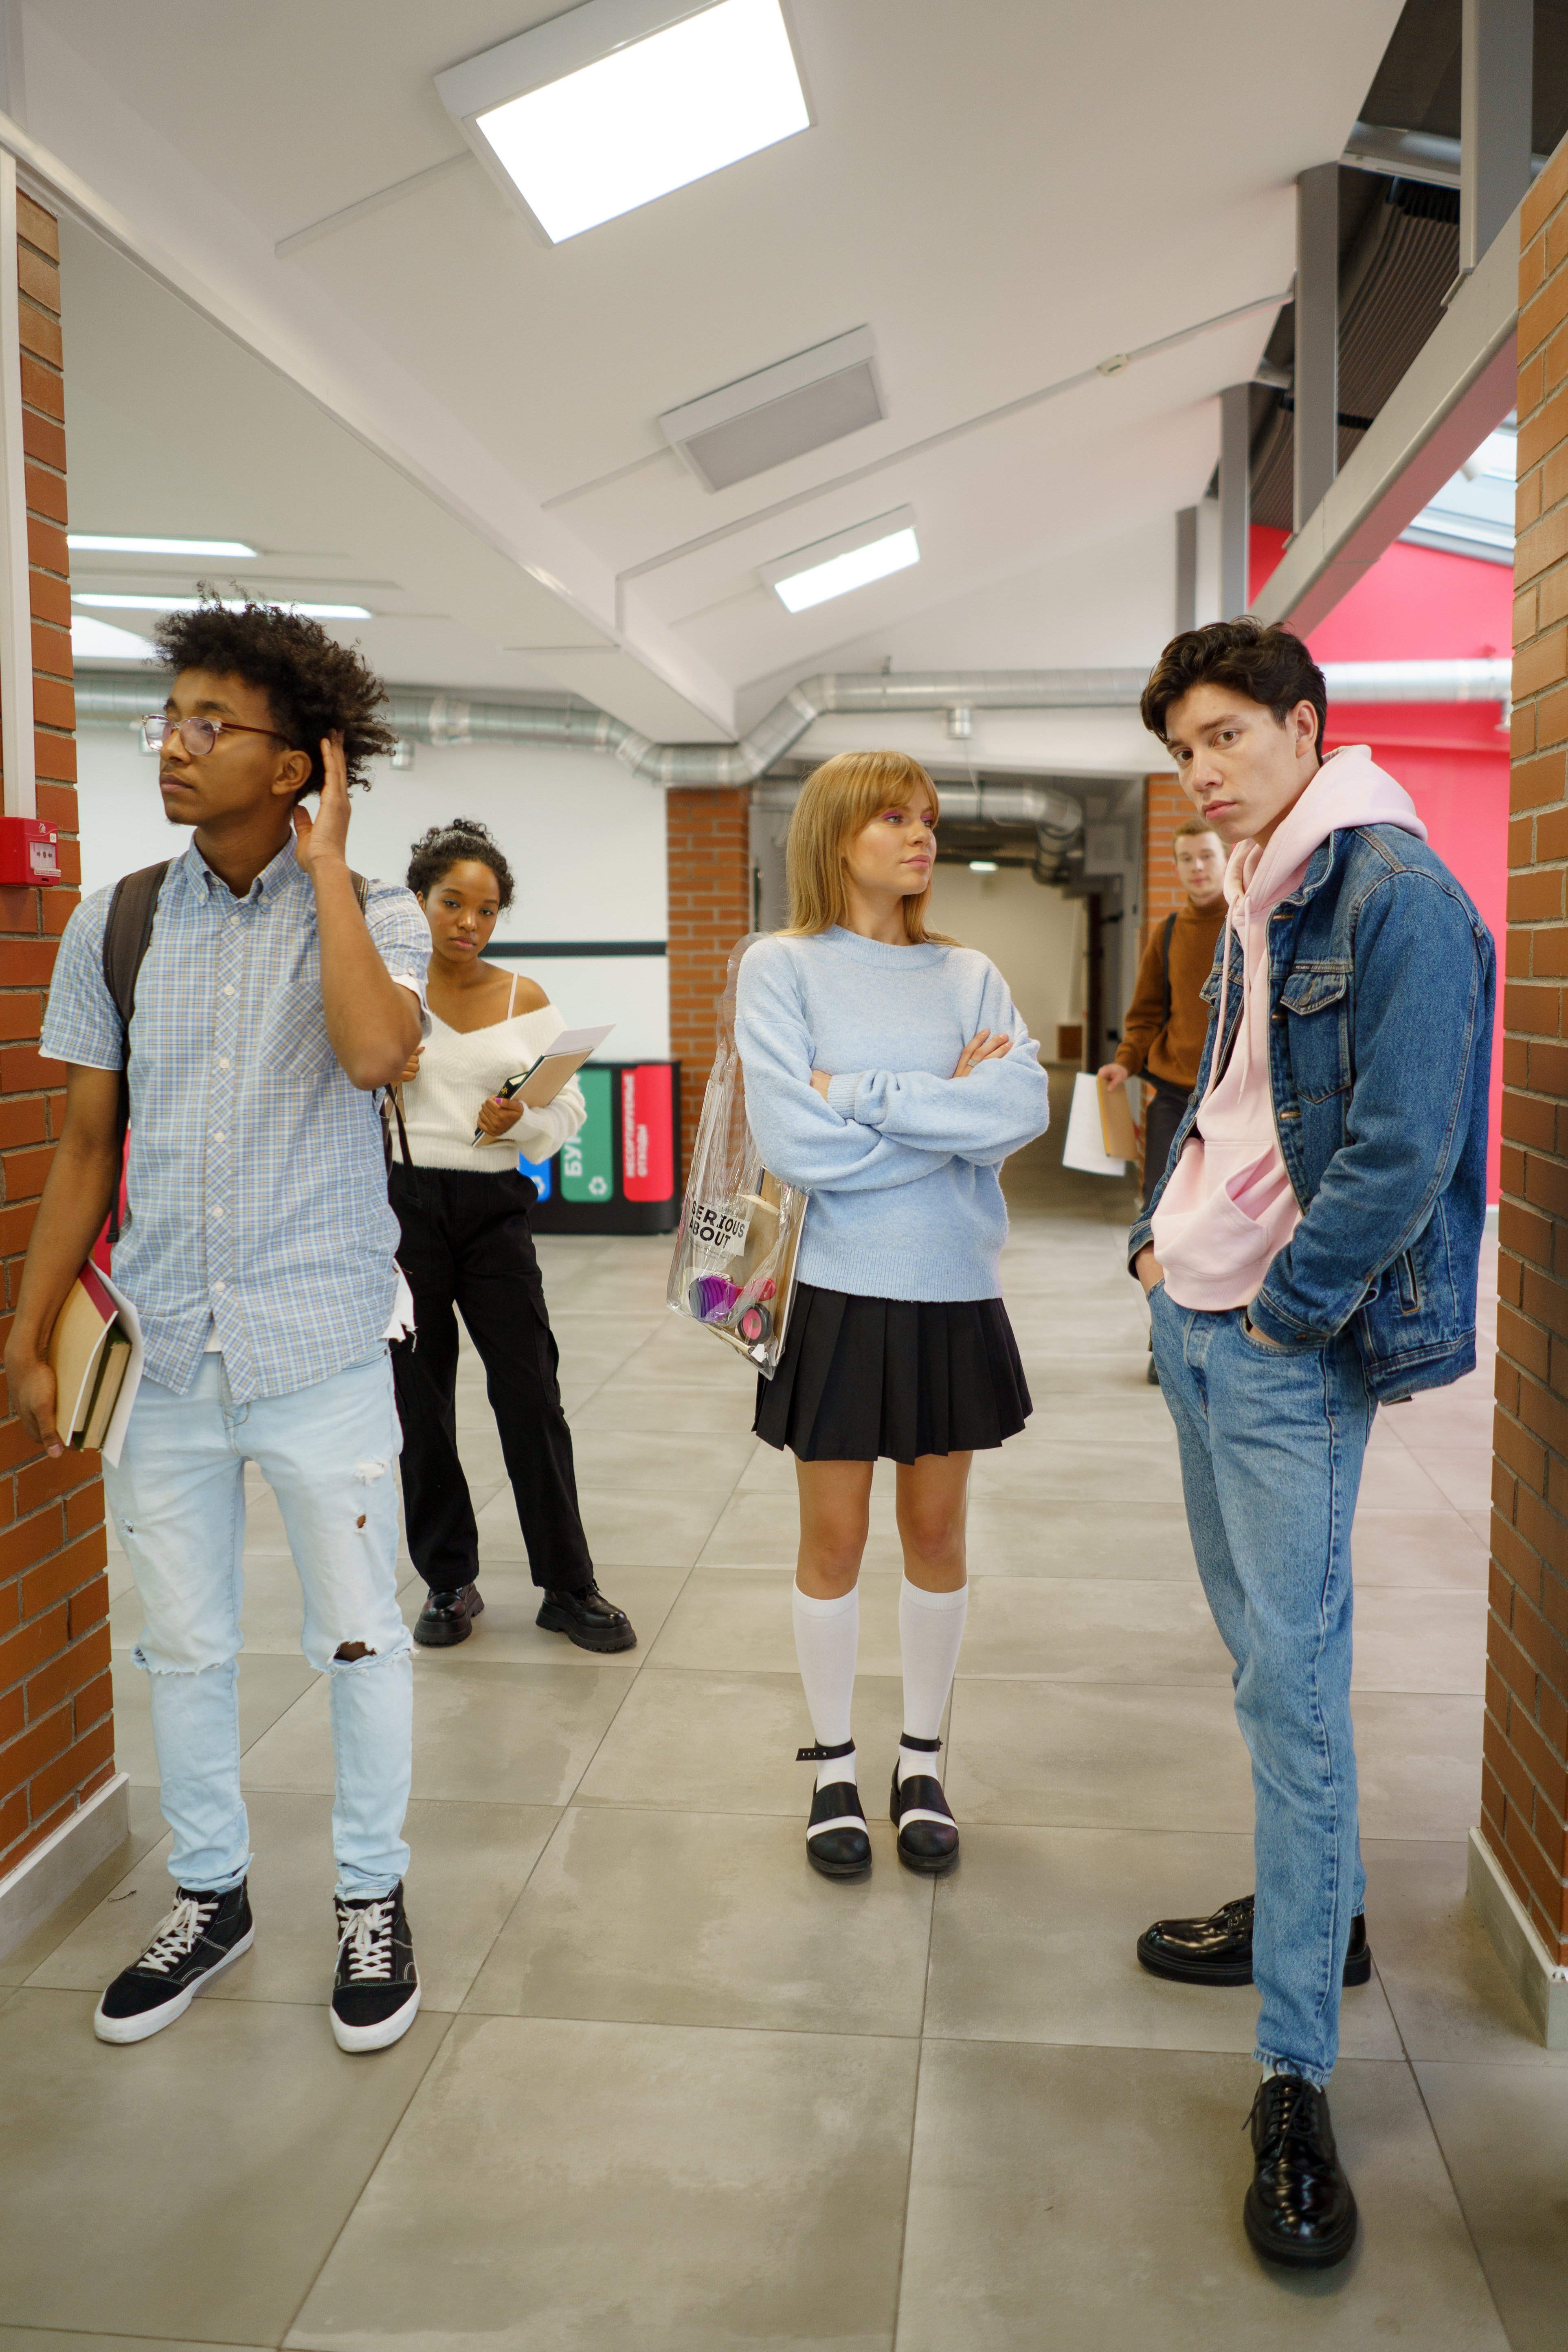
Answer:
[
  {"left": 331, "top": 1882, "right": 421, "bottom": 2052},
  {"left": 93, "top": 1881, "right": 255, "bottom": 2044}
]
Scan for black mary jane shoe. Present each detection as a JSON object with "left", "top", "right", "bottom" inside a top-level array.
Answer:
[
  {"left": 1244, "top": 2073, "right": 1359, "bottom": 2270},
  {"left": 798, "top": 1739, "right": 872, "bottom": 1880},
  {"left": 536, "top": 1581, "right": 637, "bottom": 1654},
  {"left": 890, "top": 1735, "right": 960, "bottom": 1876},
  {"left": 413, "top": 1583, "right": 484, "bottom": 1648},
  {"left": 1136, "top": 1893, "right": 1371, "bottom": 1988}
]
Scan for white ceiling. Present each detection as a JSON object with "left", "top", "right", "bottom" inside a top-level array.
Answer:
[{"left": 17, "top": 0, "right": 1403, "bottom": 740}]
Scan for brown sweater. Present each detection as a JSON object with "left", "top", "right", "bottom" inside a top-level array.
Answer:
[{"left": 1116, "top": 896, "right": 1228, "bottom": 1090}]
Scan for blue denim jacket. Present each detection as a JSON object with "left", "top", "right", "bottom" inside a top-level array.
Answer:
[{"left": 1129, "top": 823, "right": 1494, "bottom": 1400}]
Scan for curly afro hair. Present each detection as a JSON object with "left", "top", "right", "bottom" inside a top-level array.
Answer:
[
  {"left": 153, "top": 593, "right": 398, "bottom": 793},
  {"left": 406, "top": 817, "right": 516, "bottom": 910}
]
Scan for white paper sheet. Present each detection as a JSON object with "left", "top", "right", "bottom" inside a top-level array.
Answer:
[
  {"left": 1060, "top": 1070, "right": 1127, "bottom": 1178},
  {"left": 91, "top": 1266, "right": 144, "bottom": 1469}
]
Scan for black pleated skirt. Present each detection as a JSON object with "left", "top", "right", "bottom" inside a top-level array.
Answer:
[{"left": 754, "top": 1282, "right": 1032, "bottom": 1463}]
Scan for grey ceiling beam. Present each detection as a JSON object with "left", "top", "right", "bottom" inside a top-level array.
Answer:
[
  {"left": 1459, "top": 0, "right": 1534, "bottom": 279},
  {"left": 1175, "top": 507, "right": 1198, "bottom": 633},
  {"left": 1294, "top": 163, "right": 1341, "bottom": 529},
  {"left": 1250, "top": 202, "right": 1518, "bottom": 635},
  {"left": 1219, "top": 389, "right": 1251, "bottom": 617},
  {"left": 1343, "top": 119, "right": 1549, "bottom": 189}
]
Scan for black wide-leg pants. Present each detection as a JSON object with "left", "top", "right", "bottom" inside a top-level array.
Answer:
[{"left": 389, "top": 1162, "right": 594, "bottom": 1595}]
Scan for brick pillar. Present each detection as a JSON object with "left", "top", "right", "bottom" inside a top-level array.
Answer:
[
  {"left": 1482, "top": 135, "right": 1568, "bottom": 1965},
  {"left": 0, "top": 193, "right": 112, "bottom": 1882},
  {"left": 666, "top": 787, "right": 752, "bottom": 1186},
  {"left": 1140, "top": 772, "right": 1187, "bottom": 953}
]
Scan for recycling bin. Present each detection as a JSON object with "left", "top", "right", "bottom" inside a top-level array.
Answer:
[{"left": 522, "top": 1060, "right": 681, "bottom": 1235}]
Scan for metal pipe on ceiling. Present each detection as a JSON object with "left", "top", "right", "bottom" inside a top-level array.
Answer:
[{"left": 72, "top": 658, "right": 1514, "bottom": 784}]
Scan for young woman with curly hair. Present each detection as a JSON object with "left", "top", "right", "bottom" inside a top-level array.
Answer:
[
  {"left": 389, "top": 819, "right": 635, "bottom": 1656},
  {"left": 735, "top": 751, "right": 1048, "bottom": 1882}
]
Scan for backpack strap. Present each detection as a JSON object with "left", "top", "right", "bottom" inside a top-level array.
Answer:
[
  {"left": 101, "top": 861, "right": 171, "bottom": 1245},
  {"left": 348, "top": 869, "right": 415, "bottom": 1173},
  {"left": 1160, "top": 909, "right": 1177, "bottom": 1034}
]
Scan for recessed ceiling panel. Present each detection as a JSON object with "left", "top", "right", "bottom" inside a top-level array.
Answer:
[{"left": 659, "top": 326, "right": 883, "bottom": 491}]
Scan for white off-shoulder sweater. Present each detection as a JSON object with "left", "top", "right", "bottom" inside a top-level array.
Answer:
[{"left": 393, "top": 975, "right": 588, "bottom": 1173}]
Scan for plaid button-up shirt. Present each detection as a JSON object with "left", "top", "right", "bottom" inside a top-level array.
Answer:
[{"left": 41, "top": 839, "right": 430, "bottom": 1402}]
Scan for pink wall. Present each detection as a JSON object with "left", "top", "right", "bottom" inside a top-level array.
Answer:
[{"left": 1251, "top": 526, "right": 1509, "bottom": 1198}]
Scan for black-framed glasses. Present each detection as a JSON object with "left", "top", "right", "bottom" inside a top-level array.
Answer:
[{"left": 141, "top": 714, "right": 291, "bottom": 757}]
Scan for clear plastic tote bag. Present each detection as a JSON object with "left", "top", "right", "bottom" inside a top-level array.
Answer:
[{"left": 666, "top": 934, "right": 806, "bottom": 1378}]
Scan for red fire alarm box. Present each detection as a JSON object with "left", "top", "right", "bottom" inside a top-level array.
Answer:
[{"left": 0, "top": 816, "right": 58, "bottom": 885}]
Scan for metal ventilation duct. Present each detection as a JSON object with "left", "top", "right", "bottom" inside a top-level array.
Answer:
[
  {"left": 75, "top": 668, "right": 1150, "bottom": 786},
  {"left": 753, "top": 776, "right": 1086, "bottom": 883},
  {"left": 659, "top": 329, "right": 883, "bottom": 492},
  {"left": 73, "top": 659, "right": 1509, "bottom": 784}
]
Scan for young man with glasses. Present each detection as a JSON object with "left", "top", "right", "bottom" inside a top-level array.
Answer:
[{"left": 7, "top": 600, "right": 430, "bottom": 2053}]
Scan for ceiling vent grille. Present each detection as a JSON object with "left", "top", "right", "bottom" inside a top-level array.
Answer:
[{"left": 659, "top": 327, "right": 883, "bottom": 492}]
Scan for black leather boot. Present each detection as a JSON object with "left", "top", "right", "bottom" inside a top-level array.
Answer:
[
  {"left": 1136, "top": 1894, "right": 1371, "bottom": 1987},
  {"left": 413, "top": 1583, "right": 484, "bottom": 1648},
  {"left": 536, "top": 1581, "right": 636, "bottom": 1653},
  {"left": 1244, "top": 2074, "right": 1358, "bottom": 2269},
  {"left": 798, "top": 1739, "right": 871, "bottom": 1879}
]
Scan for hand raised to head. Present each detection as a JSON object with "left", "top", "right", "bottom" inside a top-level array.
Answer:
[{"left": 292, "top": 731, "right": 350, "bottom": 872}]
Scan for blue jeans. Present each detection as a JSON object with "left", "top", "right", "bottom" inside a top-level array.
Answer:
[
  {"left": 1150, "top": 1288, "right": 1372, "bottom": 2086},
  {"left": 104, "top": 1351, "right": 413, "bottom": 1900}
]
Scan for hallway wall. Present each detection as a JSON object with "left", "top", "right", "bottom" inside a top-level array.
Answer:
[
  {"left": 925, "top": 865, "right": 1084, "bottom": 1054},
  {"left": 74, "top": 729, "right": 673, "bottom": 1060},
  {"left": 1486, "top": 136, "right": 1568, "bottom": 1970},
  {"left": 0, "top": 191, "right": 114, "bottom": 1893}
]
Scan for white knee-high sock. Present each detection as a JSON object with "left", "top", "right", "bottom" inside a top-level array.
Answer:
[
  {"left": 898, "top": 1577, "right": 968, "bottom": 1785},
  {"left": 792, "top": 1582, "right": 859, "bottom": 1789}
]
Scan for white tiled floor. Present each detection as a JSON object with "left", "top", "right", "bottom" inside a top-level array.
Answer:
[{"left": 0, "top": 1097, "right": 1556, "bottom": 2351}]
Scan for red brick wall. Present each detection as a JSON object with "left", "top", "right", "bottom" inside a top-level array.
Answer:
[
  {"left": 0, "top": 193, "right": 111, "bottom": 1881},
  {"left": 666, "top": 787, "right": 752, "bottom": 1185},
  {"left": 1141, "top": 772, "right": 1188, "bottom": 952},
  {"left": 1484, "top": 136, "right": 1568, "bottom": 1963}
]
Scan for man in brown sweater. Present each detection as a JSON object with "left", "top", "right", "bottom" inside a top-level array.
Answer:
[{"left": 1099, "top": 813, "right": 1227, "bottom": 1213}]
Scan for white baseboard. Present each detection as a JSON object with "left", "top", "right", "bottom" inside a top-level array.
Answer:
[
  {"left": 1467, "top": 1825, "right": 1568, "bottom": 2047},
  {"left": 0, "top": 1771, "right": 130, "bottom": 1964}
]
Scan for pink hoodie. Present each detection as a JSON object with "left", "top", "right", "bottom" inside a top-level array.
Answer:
[{"left": 1152, "top": 745, "right": 1426, "bottom": 1312}]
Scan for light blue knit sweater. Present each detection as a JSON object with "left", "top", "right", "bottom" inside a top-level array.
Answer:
[{"left": 734, "top": 927, "right": 1050, "bottom": 1302}]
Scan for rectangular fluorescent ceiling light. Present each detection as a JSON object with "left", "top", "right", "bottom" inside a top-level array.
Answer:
[
  {"left": 73, "top": 594, "right": 372, "bottom": 620},
  {"left": 70, "top": 614, "right": 158, "bottom": 661},
  {"left": 660, "top": 326, "right": 882, "bottom": 492},
  {"left": 435, "top": 0, "right": 809, "bottom": 246},
  {"left": 68, "top": 534, "right": 258, "bottom": 558},
  {"left": 762, "top": 507, "right": 919, "bottom": 613}
]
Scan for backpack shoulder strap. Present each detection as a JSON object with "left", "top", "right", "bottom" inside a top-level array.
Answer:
[
  {"left": 101, "top": 860, "right": 170, "bottom": 1246},
  {"left": 1160, "top": 909, "right": 1177, "bottom": 1031},
  {"left": 102, "top": 861, "right": 171, "bottom": 1039},
  {"left": 350, "top": 870, "right": 370, "bottom": 911}
]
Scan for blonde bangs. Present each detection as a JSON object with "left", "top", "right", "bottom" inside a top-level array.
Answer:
[{"left": 781, "top": 750, "right": 956, "bottom": 944}]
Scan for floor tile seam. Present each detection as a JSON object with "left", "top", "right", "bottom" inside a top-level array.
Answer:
[
  {"left": 458, "top": 1997, "right": 929, "bottom": 2039},
  {"left": 516, "top": 1434, "right": 762, "bottom": 1816},
  {"left": 1400, "top": 2051, "right": 1515, "bottom": 2342},
  {"left": 275, "top": 2012, "right": 457, "bottom": 2352}
]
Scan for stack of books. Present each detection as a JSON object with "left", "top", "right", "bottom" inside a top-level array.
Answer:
[{"left": 49, "top": 1265, "right": 135, "bottom": 1452}]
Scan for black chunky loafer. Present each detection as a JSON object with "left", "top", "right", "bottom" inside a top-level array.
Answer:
[
  {"left": 1244, "top": 2073, "right": 1359, "bottom": 2270},
  {"left": 1136, "top": 1893, "right": 1371, "bottom": 1987},
  {"left": 413, "top": 1583, "right": 484, "bottom": 1648}
]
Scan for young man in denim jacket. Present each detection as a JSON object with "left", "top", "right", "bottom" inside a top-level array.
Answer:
[{"left": 1128, "top": 620, "right": 1493, "bottom": 2271}]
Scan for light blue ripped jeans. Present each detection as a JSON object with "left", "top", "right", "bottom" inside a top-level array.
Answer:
[
  {"left": 1150, "top": 1289, "right": 1374, "bottom": 2088},
  {"left": 104, "top": 1351, "right": 413, "bottom": 1900}
]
